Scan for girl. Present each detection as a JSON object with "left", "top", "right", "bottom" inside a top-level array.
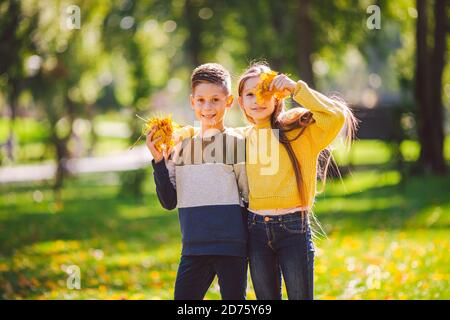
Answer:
[{"left": 237, "top": 62, "right": 357, "bottom": 300}]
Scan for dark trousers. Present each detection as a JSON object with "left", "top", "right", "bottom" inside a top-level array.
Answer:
[
  {"left": 247, "top": 211, "right": 315, "bottom": 300},
  {"left": 174, "top": 255, "right": 248, "bottom": 300}
]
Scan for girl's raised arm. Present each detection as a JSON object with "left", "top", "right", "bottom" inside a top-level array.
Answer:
[{"left": 290, "top": 80, "right": 346, "bottom": 152}]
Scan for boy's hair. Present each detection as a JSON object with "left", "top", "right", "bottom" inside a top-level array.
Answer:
[{"left": 191, "top": 63, "right": 231, "bottom": 95}]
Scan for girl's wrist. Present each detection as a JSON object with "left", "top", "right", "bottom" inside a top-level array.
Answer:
[{"left": 287, "top": 79, "right": 297, "bottom": 93}]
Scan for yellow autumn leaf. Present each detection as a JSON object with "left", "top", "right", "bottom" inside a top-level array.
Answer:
[
  {"left": 255, "top": 70, "right": 290, "bottom": 105},
  {"left": 130, "top": 114, "right": 182, "bottom": 151}
]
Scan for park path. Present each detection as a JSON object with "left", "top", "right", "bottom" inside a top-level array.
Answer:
[{"left": 0, "top": 146, "right": 151, "bottom": 184}]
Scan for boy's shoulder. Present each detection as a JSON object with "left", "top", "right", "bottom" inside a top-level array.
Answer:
[{"left": 173, "top": 126, "right": 199, "bottom": 142}]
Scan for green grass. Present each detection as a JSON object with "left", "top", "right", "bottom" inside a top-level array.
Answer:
[
  {"left": 0, "top": 167, "right": 449, "bottom": 300},
  {"left": 331, "top": 138, "right": 450, "bottom": 167}
]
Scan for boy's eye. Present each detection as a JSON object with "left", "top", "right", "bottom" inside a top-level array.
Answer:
[
  {"left": 197, "top": 99, "right": 205, "bottom": 103},
  {"left": 213, "top": 98, "right": 219, "bottom": 102}
]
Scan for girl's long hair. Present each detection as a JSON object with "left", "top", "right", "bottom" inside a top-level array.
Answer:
[{"left": 238, "top": 61, "right": 358, "bottom": 238}]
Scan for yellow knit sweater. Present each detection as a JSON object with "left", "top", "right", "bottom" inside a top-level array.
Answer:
[{"left": 245, "top": 80, "right": 346, "bottom": 211}]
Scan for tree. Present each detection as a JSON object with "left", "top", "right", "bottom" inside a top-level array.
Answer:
[
  {"left": 0, "top": 0, "right": 38, "bottom": 163},
  {"left": 415, "top": 0, "right": 448, "bottom": 174},
  {"left": 294, "top": 0, "right": 316, "bottom": 87}
]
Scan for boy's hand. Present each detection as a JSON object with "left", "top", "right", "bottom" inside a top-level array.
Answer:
[
  {"left": 146, "top": 126, "right": 164, "bottom": 163},
  {"left": 269, "top": 74, "right": 297, "bottom": 94}
]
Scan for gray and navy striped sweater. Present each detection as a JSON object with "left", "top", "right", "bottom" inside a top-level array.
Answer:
[{"left": 151, "top": 127, "right": 249, "bottom": 257}]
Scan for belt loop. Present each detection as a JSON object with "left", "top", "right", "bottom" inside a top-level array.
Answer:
[
  {"left": 301, "top": 210, "right": 306, "bottom": 233},
  {"left": 307, "top": 211, "right": 310, "bottom": 232}
]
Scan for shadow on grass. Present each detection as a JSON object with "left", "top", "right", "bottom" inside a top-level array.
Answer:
[
  {"left": 316, "top": 173, "right": 450, "bottom": 234},
  {"left": 0, "top": 185, "right": 180, "bottom": 256},
  {"left": 1, "top": 170, "right": 449, "bottom": 255}
]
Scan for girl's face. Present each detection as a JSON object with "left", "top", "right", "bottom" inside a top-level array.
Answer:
[{"left": 238, "top": 76, "right": 276, "bottom": 124}]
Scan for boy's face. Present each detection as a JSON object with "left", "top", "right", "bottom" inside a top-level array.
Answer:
[{"left": 190, "top": 82, "right": 233, "bottom": 130}]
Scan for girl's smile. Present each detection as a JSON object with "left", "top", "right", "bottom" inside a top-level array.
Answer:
[{"left": 250, "top": 106, "right": 268, "bottom": 112}]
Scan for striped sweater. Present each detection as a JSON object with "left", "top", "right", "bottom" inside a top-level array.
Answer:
[{"left": 151, "top": 127, "right": 249, "bottom": 257}]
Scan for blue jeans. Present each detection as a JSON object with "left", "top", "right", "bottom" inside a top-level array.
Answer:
[
  {"left": 247, "top": 211, "right": 315, "bottom": 300},
  {"left": 174, "top": 255, "right": 248, "bottom": 300}
]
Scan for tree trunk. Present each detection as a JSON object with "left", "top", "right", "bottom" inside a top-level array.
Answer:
[
  {"left": 52, "top": 93, "right": 75, "bottom": 192},
  {"left": 295, "top": 0, "right": 315, "bottom": 88},
  {"left": 184, "top": 0, "right": 201, "bottom": 67},
  {"left": 430, "top": 0, "right": 447, "bottom": 173},
  {"left": 414, "top": 0, "right": 447, "bottom": 174},
  {"left": 269, "top": 0, "right": 286, "bottom": 70}
]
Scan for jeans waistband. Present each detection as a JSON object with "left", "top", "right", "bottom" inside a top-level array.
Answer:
[{"left": 248, "top": 210, "right": 308, "bottom": 223}]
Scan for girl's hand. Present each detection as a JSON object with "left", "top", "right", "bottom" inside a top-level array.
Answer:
[
  {"left": 269, "top": 74, "right": 297, "bottom": 94},
  {"left": 146, "top": 126, "right": 164, "bottom": 163}
]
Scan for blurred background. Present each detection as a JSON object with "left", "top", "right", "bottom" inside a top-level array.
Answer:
[{"left": 0, "top": 0, "right": 449, "bottom": 299}]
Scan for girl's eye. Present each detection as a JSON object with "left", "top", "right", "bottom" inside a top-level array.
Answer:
[
  {"left": 213, "top": 98, "right": 219, "bottom": 102},
  {"left": 246, "top": 93, "right": 254, "bottom": 97},
  {"left": 197, "top": 99, "right": 204, "bottom": 103}
]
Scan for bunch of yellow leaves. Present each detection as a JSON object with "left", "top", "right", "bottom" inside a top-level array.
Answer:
[
  {"left": 255, "top": 70, "right": 291, "bottom": 105},
  {"left": 130, "top": 114, "right": 181, "bottom": 152}
]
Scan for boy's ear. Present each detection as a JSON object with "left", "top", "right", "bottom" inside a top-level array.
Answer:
[
  {"left": 226, "top": 95, "right": 234, "bottom": 108},
  {"left": 190, "top": 94, "right": 195, "bottom": 109}
]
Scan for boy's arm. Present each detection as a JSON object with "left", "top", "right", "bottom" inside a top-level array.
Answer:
[
  {"left": 228, "top": 128, "right": 249, "bottom": 206},
  {"left": 152, "top": 159, "right": 177, "bottom": 210},
  {"left": 290, "top": 80, "right": 346, "bottom": 151}
]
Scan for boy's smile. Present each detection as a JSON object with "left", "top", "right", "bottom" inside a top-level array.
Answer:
[{"left": 201, "top": 113, "right": 217, "bottom": 120}]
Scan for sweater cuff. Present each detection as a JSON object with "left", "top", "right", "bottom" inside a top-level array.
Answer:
[
  {"left": 293, "top": 80, "right": 307, "bottom": 97},
  {"left": 152, "top": 159, "right": 168, "bottom": 178}
]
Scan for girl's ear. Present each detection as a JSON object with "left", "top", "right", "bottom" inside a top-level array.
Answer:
[
  {"left": 237, "top": 96, "right": 244, "bottom": 110},
  {"left": 190, "top": 94, "right": 195, "bottom": 109}
]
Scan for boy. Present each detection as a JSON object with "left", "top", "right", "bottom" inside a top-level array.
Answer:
[{"left": 147, "top": 63, "right": 249, "bottom": 300}]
